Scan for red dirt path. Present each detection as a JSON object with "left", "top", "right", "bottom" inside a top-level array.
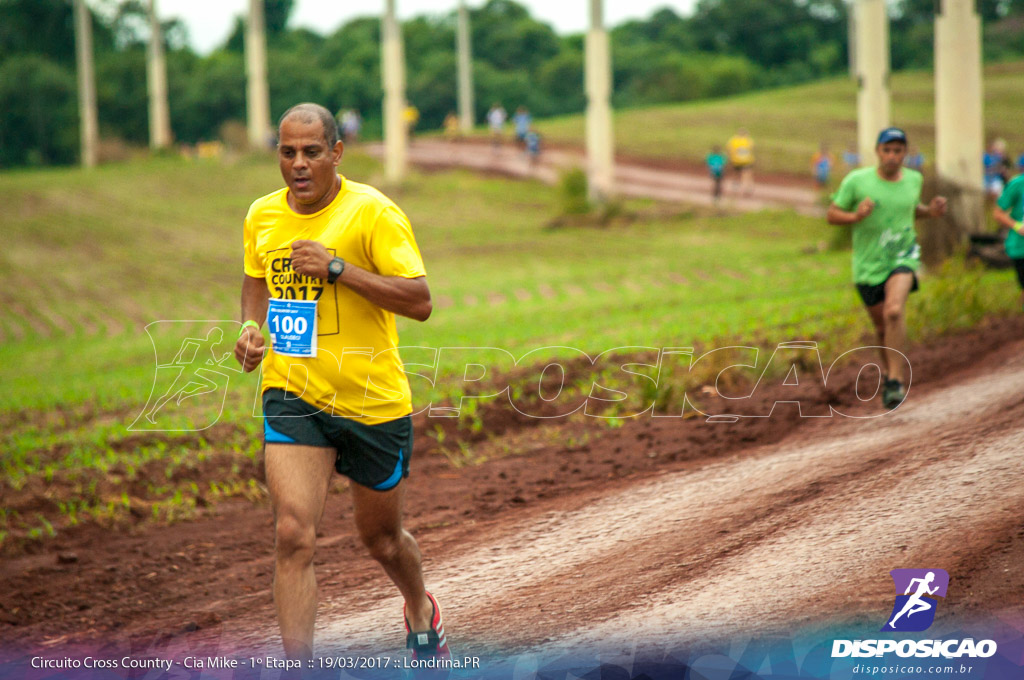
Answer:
[{"left": 2, "top": 316, "right": 1024, "bottom": 661}]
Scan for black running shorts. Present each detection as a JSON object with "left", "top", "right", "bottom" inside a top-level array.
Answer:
[
  {"left": 1013, "top": 258, "right": 1024, "bottom": 290},
  {"left": 261, "top": 388, "right": 412, "bottom": 491},
  {"left": 855, "top": 266, "right": 919, "bottom": 308}
]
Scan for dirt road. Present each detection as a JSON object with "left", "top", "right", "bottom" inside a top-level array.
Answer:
[
  {"left": 364, "top": 140, "right": 825, "bottom": 216},
  {"left": 3, "top": 317, "right": 1023, "bottom": 668},
  {"left": 267, "top": 335, "right": 1024, "bottom": 656}
]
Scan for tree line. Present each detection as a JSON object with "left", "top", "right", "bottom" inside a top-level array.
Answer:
[{"left": 1, "top": 0, "right": 1022, "bottom": 168}]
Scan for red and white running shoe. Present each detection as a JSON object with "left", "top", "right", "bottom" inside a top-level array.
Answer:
[{"left": 404, "top": 591, "right": 451, "bottom": 661}]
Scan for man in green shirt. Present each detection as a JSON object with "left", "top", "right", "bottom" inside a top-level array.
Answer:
[
  {"left": 992, "top": 174, "right": 1024, "bottom": 308},
  {"left": 827, "top": 127, "right": 947, "bottom": 409}
]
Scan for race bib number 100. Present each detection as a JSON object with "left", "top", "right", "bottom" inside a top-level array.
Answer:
[{"left": 267, "top": 298, "right": 318, "bottom": 357}]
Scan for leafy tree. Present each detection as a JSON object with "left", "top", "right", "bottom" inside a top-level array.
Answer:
[
  {"left": 536, "top": 50, "right": 584, "bottom": 114},
  {"left": 471, "top": 0, "right": 560, "bottom": 73},
  {"left": 264, "top": 0, "right": 295, "bottom": 36},
  {"left": 689, "top": 0, "right": 847, "bottom": 81},
  {"left": 0, "top": 55, "right": 78, "bottom": 166},
  {"left": 0, "top": 0, "right": 115, "bottom": 64},
  {"left": 409, "top": 50, "right": 458, "bottom": 127},
  {"left": 891, "top": 0, "right": 1024, "bottom": 67},
  {"left": 473, "top": 60, "right": 533, "bottom": 116},
  {"left": 173, "top": 50, "right": 246, "bottom": 142},
  {"left": 224, "top": 0, "right": 295, "bottom": 51},
  {"left": 319, "top": 18, "right": 381, "bottom": 122},
  {"left": 96, "top": 47, "right": 148, "bottom": 144},
  {"left": 268, "top": 47, "right": 329, "bottom": 122},
  {"left": 895, "top": 0, "right": 1019, "bottom": 23},
  {"left": 613, "top": 8, "right": 696, "bottom": 53}
]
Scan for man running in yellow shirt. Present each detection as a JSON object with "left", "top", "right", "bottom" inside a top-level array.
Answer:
[
  {"left": 234, "top": 103, "right": 448, "bottom": 661},
  {"left": 726, "top": 128, "right": 755, "bottom": 197}
]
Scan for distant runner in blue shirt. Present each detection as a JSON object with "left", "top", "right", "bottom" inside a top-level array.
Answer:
[
  {"left": 983, "top": 138, "right": 1008, "bottom": 198},
  {"left": 514, "top": 106, "right": 532, "bottom": 146},
  {"left": 904, "top": 147, "right": 924, "bottom": 171},
  {"left": 811, "top": 144, "right": 834, "bottom": 189},
  {"left": 842, "top": 145, "right": 860, "bottom": 169},
  {"left": 706, "top": 145, "right": 727, "bottom": 204},
  {"left": 525, "top": 127, "right": 541, "bottom": 167}
]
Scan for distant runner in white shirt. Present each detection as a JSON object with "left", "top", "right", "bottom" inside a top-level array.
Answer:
[{"left": 487, "top": 103, "right": 507, "bottom": 149}]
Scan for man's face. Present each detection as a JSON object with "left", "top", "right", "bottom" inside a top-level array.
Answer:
[
  {"left": 876, "top": 141, "right": 907, "bottom": 175},
  {"left": 278, "top": 116, "right": 343, "bottom": 213}
]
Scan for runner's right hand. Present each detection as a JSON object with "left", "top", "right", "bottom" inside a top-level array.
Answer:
[
  {"left": 855, "top": 197, "right": 875, "bottom": 221},
  {"left": 235, "top": 326, "right": 266, "bottom": 373}
]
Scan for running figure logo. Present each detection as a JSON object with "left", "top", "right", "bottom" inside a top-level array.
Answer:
[
  {"left": 882, "top": 568, "right": 949, "bottom": 632},
  {"left": 131, "top": 322, "right": 240, "bottom": 432}
]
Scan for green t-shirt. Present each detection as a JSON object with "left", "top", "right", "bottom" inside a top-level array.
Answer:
[
  {"left": 832, "top": 166, "right": 923, "bottom": 285},
  {"left": 997, "top": 174, "right": 1024, "bottom": 259}
]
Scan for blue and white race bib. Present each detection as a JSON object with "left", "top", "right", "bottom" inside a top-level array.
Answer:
[{"left": 267, "top": 298, "right": 318, "bottom": 357}]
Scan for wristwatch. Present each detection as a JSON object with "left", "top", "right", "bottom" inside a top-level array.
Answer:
[{"left": 326, "top": 257, "right": 345, "bottom": 284}]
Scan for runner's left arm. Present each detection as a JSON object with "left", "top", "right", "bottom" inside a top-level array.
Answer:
[
  {"left": 915, "top": 196, "right": 947, "bottom": 219},
  {"left": 290, "top": 239, "right": 432, "bottom": 321},
  {"left": 993, "top": 205, "right": 1023, "bottom": 232},
  {"left": 336, "top": 267, "right": 431, "bottom": 321}
]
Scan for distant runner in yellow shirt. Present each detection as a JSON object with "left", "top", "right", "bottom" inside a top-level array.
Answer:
[
  {"left": 234, "top": 103, "right": 449, "bottom": 662},
  {"left": 726, "top": 128, "right": 755, "bottom": 197}
]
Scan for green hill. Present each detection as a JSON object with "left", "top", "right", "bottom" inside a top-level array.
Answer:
[
  {"left": 534, "top": 61, "right": 1024, "bottom": 177},
  {"left": 0, "top": 151, "right": 1016, "bottom": 550}
]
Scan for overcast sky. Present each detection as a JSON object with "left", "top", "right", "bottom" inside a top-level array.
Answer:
[{"left": 155, "top": 0, "right": 700, "bottom": 54}]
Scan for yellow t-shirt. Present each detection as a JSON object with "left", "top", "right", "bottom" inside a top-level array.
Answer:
[
  {"left": 726, "top": 135, "right": 754, "bottom": 166},
  {"left": 243, "top": 175, "right": 427, "bottom": 423}
]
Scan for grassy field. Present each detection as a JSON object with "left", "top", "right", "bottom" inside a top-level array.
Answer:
[
  {"left": 530, "top": 61, "right": 1024, "bottom": 177},
  {"left": 0, "top": 149, "right": 1018, "bottom": 549}
]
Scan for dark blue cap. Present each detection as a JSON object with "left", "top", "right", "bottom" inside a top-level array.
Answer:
[{"left": 877, "top": 127, "right": 908, "bottom": 145}]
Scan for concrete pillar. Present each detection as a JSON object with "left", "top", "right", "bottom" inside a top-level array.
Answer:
[
  {"left": 847, "top": 4, "right": 857, "bottom": 78},
  {"left": 456, "top": 0, "right": 475, "bottom": 134},
  {"left": 245, "top": 0, "right": 271, "bottom": 150},
  {"left": 935, "top": 0, "right": 984, "bottom": 233},
  {"left": 73, "top": 0, "right": 99, "bottom": 167},
  {"left": 853, "top": 0, "right": 890, "bottom": 168},
  {"left": 585, "top": 0, "right": 614, "bottom": 202},
  {"left": 147, "top": 0, "right": 173, "bottom": 150},
  {"left": 382, "top": 0, "right": 408, "bottom": 184}
]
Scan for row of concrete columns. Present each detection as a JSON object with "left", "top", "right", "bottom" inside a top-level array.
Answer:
[
  {"left": 73, "top": 0, "right": 99, "bottom": 167},
  {"left": 854, "top": 0, "right": 984, "bottom": 230},
  {"left": 381, "top": 0, "right": 614, "bottom": 200},
  {"left": 934, "top": 0, "right": 985, "bottom": 231},
  {"left": 147, "top": 0, "right": 172, "bottom": 149},
  {"left": 245, "top": 0, "right": 272, "bottom": 150},
  {"left": 73, "top": 0, "right": 271, "bottom": 163},
  {"left": 585, "top": 0, "right": 614, "bottom": 202},
  {"left": 456, "top": 0, "right": 475, "bottom": 136},
  {"left": 73, "top": 0, "right": 612, "bottom": 196},
  {"left": 382, "top": 0, "right": 612, "bottom": 201},
  {"left": 382, "top": 0, "right": 407, "bottom": 185},
  {"left": 72, "top": 0, "right": 984, "bottom": 229}
]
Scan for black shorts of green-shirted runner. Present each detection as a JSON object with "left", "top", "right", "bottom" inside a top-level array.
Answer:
[
  {"left": 855, "top": 266, "right": 919, "bottom": 308},
  {"left": 261, "top": 388, "right": 412, "bottom": 491},
  {"left": 1013, "top": 258, "right": 1024, "bottom": 290}
]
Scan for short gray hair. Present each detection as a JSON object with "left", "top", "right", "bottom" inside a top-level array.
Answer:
[{"left": 278, "top": 103, "right": 339, "bottom": 148}]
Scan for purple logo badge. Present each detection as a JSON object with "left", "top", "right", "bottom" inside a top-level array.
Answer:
[{"left": 882, "top": 569, "right": 949, "bottom": 632}]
